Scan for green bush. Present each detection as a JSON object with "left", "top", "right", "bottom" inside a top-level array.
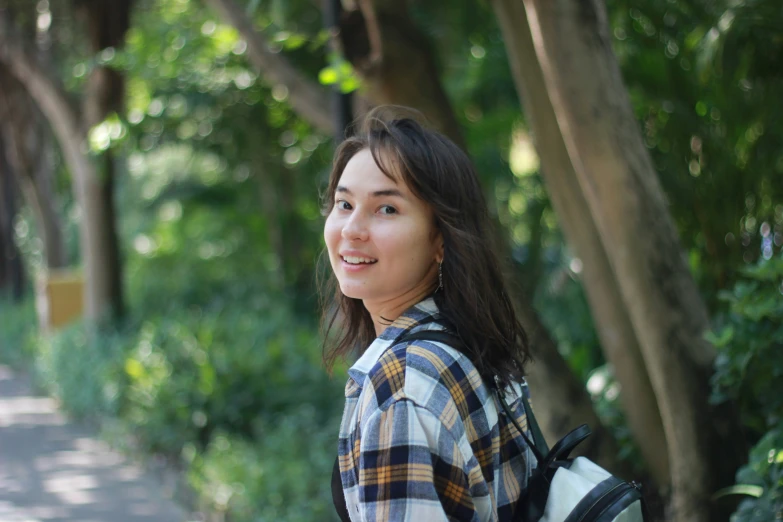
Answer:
[
  {"left": 120, "top": 303, "right": 343, "bottom": 455},
  {"left": 34, "top": 322, "right": 129, "bottom": 420},
  {"left": 0, "top": 296, "right": 37, "bottom": 369},
  {"left": 118, "top": 300, "right": 344, "bottom": 521},
  {"left": 728, "top": 429, "right": 783, "bottom": 522},
  {"left": 188, "top": 408, "right": 340, "bottom": 522},
  {"left": 709, "top": 257, "right": 783, "bottom": 433},
  {"left": 708, "top": 253, "right": 783, "bottom": 520}
]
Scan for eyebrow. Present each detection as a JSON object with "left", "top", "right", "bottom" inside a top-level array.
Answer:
[{"left": 336, "top": 186, "right": 406, "bottom": 199}]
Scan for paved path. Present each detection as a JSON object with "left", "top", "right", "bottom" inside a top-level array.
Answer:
[{"left": 0, "top": 365, "right": 189, "bottom": 522}]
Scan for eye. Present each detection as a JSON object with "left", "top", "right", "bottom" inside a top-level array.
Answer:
[
  {"left": 379, "top": 205, "right": 397, "bottom": 215},
  {"left": 336, "top": 200, "right": 352, "bottom": 211}
]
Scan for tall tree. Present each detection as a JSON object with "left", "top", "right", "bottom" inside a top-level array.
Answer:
[
  {"left": 0, "top": 132, "right": 25, "bottom": 301},
  {"left": 73, "top": 0, "right": 133, "bottom": 320},
  {"left": 0, "top": 65, "right": 67, "bottom": 270},
  {"left": 489, "top": 0, "right": 669, "bottom": 489},
  {"left": 0, "top": 1, "right": 131, "bottom": 322},
  {"left": 491, "top": 0, "right": 743, "bottom": 518}
]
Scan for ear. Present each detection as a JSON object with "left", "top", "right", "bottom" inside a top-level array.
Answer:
[{"left": 434, "top": 231, "right": 445, "bottom": 263}]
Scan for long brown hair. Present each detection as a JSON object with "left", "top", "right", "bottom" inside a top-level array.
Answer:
[{"left": 320, "top": 106, "right": 531, "bottom": 387}]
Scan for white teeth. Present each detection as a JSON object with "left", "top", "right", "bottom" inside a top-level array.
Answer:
[{"left": 342, "top": 255, "right": 377, "bottom": 264}]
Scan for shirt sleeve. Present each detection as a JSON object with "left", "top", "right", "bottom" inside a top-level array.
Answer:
[{"left": 355, "top": 398, "right": 476, "bottom": 522}]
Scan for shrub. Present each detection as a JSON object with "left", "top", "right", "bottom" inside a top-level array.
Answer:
[
  {"left": 33, "top": 322, "right": 129, "bottom": 420},
  {"left": 709, "top": 257, "right": 783, "bottom": 434},
  {"left": 120, "top": 302, "right": 343, "bottom": 455},
  {"left": 708, "top": 253, "right": 783, "bottom": 520},
  {"left": 0, "top": 296, "right": 37, "bottom": 369},
  {"left": 728, "top": 429, "right": 783, "bottom": 522},
  {"left": 188, "top": 407, "right": 340, "bottom": 522}
]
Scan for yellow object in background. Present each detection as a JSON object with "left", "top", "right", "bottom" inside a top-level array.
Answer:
[{"left": 36, "top": 269, "right": 84, "bottom": 331}]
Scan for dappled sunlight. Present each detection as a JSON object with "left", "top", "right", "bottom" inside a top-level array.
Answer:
[{"left": 0, "top": 366, "right": 187, "bottom": 521}]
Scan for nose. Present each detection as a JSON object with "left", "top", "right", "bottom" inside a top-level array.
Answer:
[{"left": 341, "top": 211, "right": 369, "bottom": 241}]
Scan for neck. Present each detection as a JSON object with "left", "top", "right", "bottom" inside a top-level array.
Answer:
[{"left": 364, "top": 285, "right": 436, "bottom": 336}]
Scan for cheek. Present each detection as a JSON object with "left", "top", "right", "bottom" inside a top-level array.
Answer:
[
  {"left": 378, "top": 223, "right": 433, "bottom": 264},
  {"left": 324, "top": 214, "right": 340, "bottom": 254}
]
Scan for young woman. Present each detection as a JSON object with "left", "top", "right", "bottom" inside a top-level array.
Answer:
[{"left": 322, "top": 107, "right": 534, "bottom": 522}]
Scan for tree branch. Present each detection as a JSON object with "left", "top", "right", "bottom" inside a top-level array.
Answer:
[
  {"left": 0, "top": 8, "right": 90, "bottom": 184},
  {"left": 0, "top": 67, "right": 67, "bottom": 269},
  {"left": 202, "top": 0, "right": 334, "bottom": 135}
]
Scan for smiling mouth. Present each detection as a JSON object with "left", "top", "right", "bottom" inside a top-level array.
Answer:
[{"left": 341, "top": 255, "right": 378, "bottom": 265}]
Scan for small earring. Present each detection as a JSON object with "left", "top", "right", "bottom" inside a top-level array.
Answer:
[{"left": 437, "top": 261, "right": 443, "bottom": 292}]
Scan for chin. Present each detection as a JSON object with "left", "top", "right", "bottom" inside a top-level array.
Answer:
[
  {"left": 340, "top": 283, "right": 386, "bottom": 303},
  {"left": 338, "top": 283, "right": 368, "bottom": 300}
]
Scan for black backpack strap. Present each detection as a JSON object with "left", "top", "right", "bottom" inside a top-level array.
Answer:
[
  {"left": 519, "top": 388, "right": 550, "bottom": 457},
  {"left": 398, "top": 329, "right": 548, "bottom": 466}
]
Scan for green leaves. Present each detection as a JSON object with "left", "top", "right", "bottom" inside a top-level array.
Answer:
[
  {"left": 708, "top": 253, "right": 783, "bottom": 520},
  {"left": 704, "top": 324, "right": 734, "bottom": 348},
  {"left": 709, "top": 254, "right": 783, "bottom": 422},
  {"left": 118, "top": 304, "right": 342, "bottom": 455},
  {"left": 712, "top": 484, "right": 764, "bottom": 500},
  {"left": 727, "top": 429, "right": 783, "bottom": 522},
  {"left": 189, "top": 414, "right": 341, "bottom": 521},
  {"left": 318, "top": 54, "right": 360, "bottom": 93},
  {"left": 271, "top": 30, "right": 308, "bottom": 51},
  {"left": 88, "top": 113, "right": 129, "bottom": 153}
]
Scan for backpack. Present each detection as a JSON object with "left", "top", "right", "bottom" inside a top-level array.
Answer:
[{"left": 398, "top": 329, "right": 649, "bottom": 522}]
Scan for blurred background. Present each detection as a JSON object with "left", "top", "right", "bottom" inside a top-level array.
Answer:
[{"left": 0, "top": 0, "right": 781, "bottom": 521}]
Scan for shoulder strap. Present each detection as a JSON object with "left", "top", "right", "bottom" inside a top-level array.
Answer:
[{"left": 397, "top": 329, "right": 549, "bottom": 466}]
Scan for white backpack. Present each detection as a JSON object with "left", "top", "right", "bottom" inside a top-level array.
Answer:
[{"left": 400, "top": 330, "right": 649, "bottom": 522}]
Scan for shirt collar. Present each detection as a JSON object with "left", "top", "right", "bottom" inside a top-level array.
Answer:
[{"left": 346, "top": 296, "right": 442, "bottom": 391}]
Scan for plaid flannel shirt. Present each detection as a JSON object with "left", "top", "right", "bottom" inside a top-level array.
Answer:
[{"left": 337, "top": 297, "right": 533, "bottom": 522}]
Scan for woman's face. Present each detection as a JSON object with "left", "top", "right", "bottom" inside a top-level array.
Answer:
[{"left": 324, "top": 148, "right": 442, "bottom": 303}]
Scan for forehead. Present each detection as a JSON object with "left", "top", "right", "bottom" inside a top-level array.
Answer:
[{"left": 338, "top": 149, "right": 406, "bottom": 192}]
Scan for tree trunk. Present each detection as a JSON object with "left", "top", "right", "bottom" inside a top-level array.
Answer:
[
  {"left": 95, "top": 150, "right": 124, "bottom": 320},
  {"left": 0, "top": 64, "right": 67, "bottom": 270},
  {"left": 505, "top": 0, "right": 743, "bottom": 518},
  {"left": 0, "top": 133, "right": 25, "bottom": 301},
  {"left": 514, "top": 298, "right": 635, "bottom": 479},
  {"left": 490, "top": 0, "right": 669, "bottom": 489},
  {"left": 77, "top": 0, "right": 132, "bottom": 322},
  {"left": 0, "top": 9, "right": 119, "bottom": 322},
  {"left": 337, "top": 0, "right": 466, "bottom": 149}
]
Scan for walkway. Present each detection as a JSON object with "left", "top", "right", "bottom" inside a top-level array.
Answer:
[{"left": 0, "top": 364, "right": 189, "bottom": 522}]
